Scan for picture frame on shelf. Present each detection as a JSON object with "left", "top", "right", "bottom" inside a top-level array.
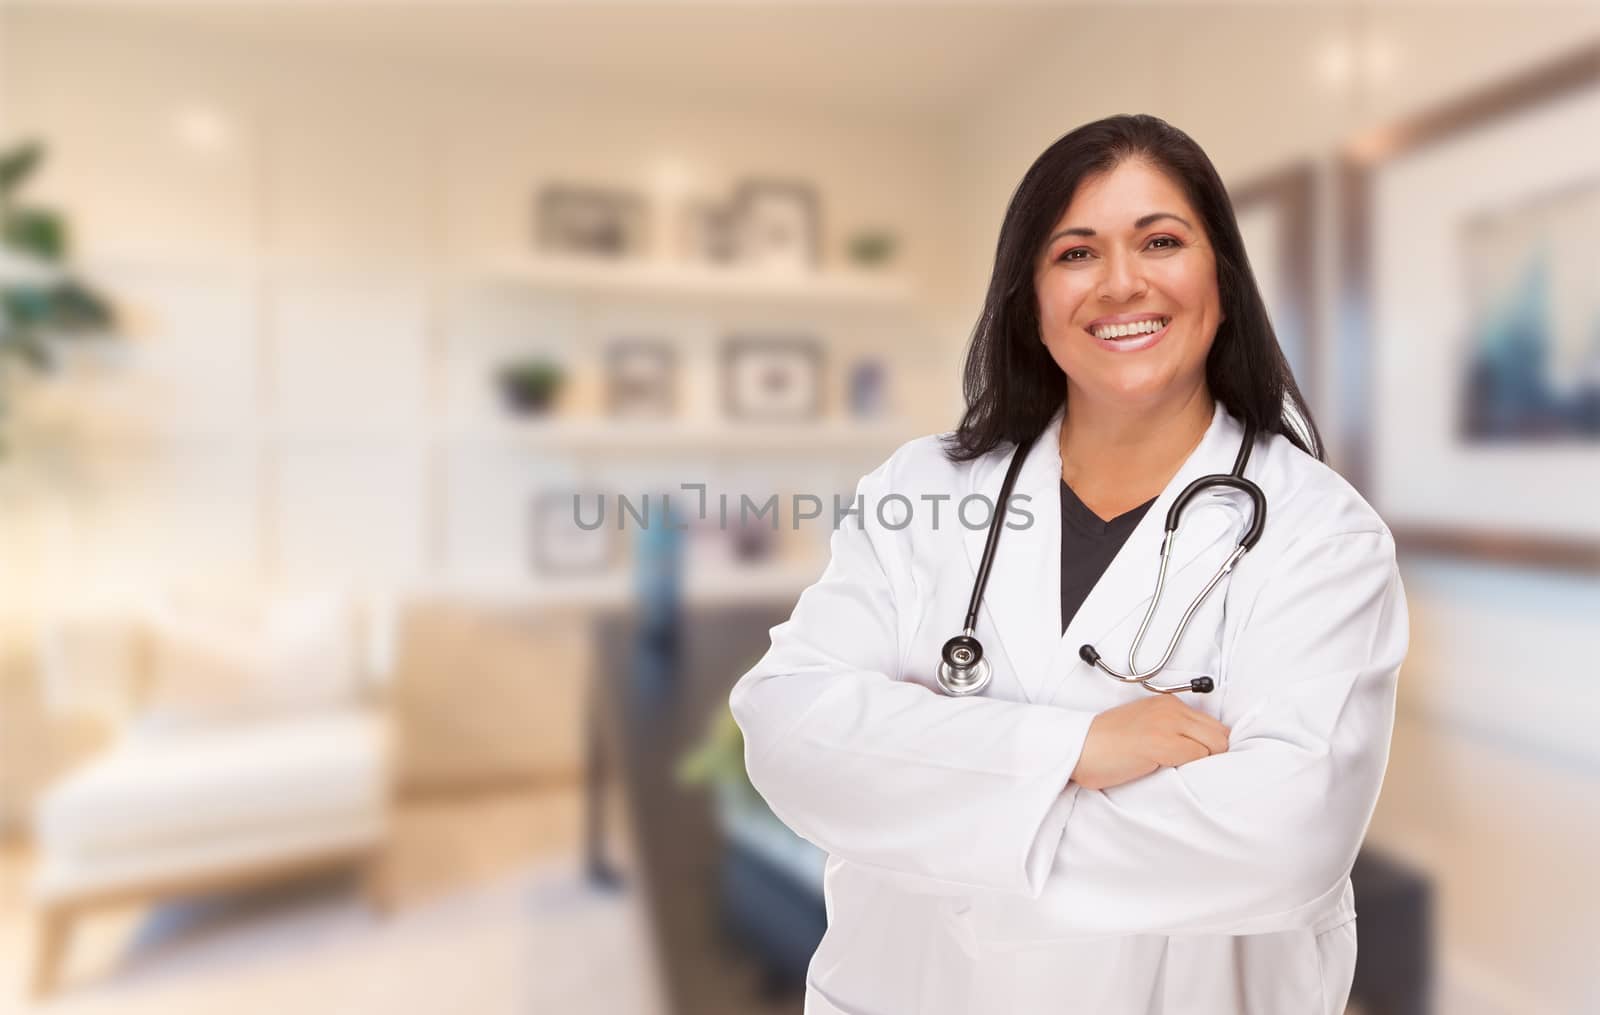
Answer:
[
  {"left": 720, "top": 335, "right": 824, "bottom": 422},
  {"left": 536, "top": 183, "right": 649, "bottom": 259},
  {"left": 604, "top": 339, "right": 677, "bottom": 418},
  {"left": 1340, "top": 43, "right": 1600, "bottom": 570},
  {"left": 531, "top": 490, "right": 618, "bottom": 576},
  {"left": 678, "top": 198, "right": 740, "bottom": 265},
  {"left": 731, "top": 179, "right": 821, "bottom": 272}
]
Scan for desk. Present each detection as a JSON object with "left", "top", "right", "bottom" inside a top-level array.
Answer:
[{"left": 587, "top": 604, "right": 804, "bottom": 1015}]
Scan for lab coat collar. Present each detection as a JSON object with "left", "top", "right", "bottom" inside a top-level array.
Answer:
[{"left": 961, "top": 399, "right": 1253, "bottom": 704}]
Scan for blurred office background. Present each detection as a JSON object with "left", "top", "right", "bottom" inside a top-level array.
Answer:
[{"left": 0, "top": 2, "right": 1596, "bottom": 1013}]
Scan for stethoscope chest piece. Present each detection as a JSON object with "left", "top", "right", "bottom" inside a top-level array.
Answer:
[{"left": 937, "top": 633, "right": 991, "bottom": 696}]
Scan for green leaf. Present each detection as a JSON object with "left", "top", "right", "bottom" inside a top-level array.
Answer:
[
  {"left": 47, "top": 279, "right": 112, "bottom": 332},
  {"left": 2, "top": 207, "right": 67, "bottom": 261},
  {"left": 0, "top": 281, "right": 110, "bottom": 334},
  {"left": 2, "top": 286, "right": 51, "bottom": 327},
  {"left": 0, "top": 141, "right": 43, "bottom": 196},
  {"left": 0, "top": 327, "right": 54, "bottom": 371}
]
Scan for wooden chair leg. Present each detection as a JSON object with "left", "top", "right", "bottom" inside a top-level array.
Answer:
[{"left": 30, "top": 905, "right": 74, "bottom": 999}]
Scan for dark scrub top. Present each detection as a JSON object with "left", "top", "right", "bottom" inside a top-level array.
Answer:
[{"left": 1061, "top": 479, "right": 1157, "bottom": 633}]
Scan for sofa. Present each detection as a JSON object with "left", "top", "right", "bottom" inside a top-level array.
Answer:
[{"left": 26, "top": 582, "right": 395, "bottom": 996}]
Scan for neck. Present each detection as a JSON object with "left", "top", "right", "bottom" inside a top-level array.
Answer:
[{"left": 1057, "top": 382, "right": 1215, "bottom": 507}]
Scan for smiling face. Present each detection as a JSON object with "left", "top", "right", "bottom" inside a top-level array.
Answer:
[{"left": 1033, "top": 158, "right": 1224, "bottom": 414}]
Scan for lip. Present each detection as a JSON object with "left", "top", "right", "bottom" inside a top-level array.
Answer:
[{"left": 1088, "top": 316, "right": 1171, "bottom": 353}]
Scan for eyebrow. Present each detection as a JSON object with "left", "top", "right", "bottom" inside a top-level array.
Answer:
[{"left": 1047, "top": 212, "right": 1194, "bottom": 244}]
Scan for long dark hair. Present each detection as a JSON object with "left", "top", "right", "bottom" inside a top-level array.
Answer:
[{"left": 943, "top": 113, "right": 1323, "bottom": 463}]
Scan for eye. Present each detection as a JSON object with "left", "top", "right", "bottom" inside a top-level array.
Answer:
[{"left": 1056, "top": 235, "right": 1183, "bottom": 263}]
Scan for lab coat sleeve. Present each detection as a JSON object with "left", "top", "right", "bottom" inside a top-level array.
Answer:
[
  {"left": 1018, "top": 527, "right": 1408, "bottom": 937},
  {"left": 729, "top": 451, "right": 1097, "bottom": 898}
]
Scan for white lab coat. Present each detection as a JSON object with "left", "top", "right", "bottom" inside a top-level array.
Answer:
[{"left": 729, "top": 399, "right": 1408, "bottom": 1015}]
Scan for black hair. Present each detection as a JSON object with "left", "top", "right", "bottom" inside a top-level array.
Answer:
[{"left": 943, "top": 113, "right": 1323, "bottom": 463}]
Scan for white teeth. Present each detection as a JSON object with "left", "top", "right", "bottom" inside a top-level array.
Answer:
[{"left": 1092, "top": 317, "right": 1168, "bottom": 340}]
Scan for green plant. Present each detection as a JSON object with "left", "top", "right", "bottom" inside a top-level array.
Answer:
[
  {"left": 0, "top": 140, "right": 116, "bottom": 453},
  {"left": 494, "top": 358, "right": 566, "bottom": 415},
  {"left": 675, "top": 701, "right": 756, "bottom": 798},
  {"left": 496, "top": 360, "right": 565, "bottom": 394},
  {"left": 845, "top": 228, "right": 898, "bottom": 267}
]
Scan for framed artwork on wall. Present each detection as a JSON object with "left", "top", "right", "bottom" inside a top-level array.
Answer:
[
  {"left": 604, "top": 339, "right": 677, "bottom": 418},
  {"left": 1339, "top": 41, "right": 1600, "bottom": 569},
  {"left": 720, "top": 335, "right": 824, "bottom": 421},
  {"left": 1230, "top": 162, "right": 1319, "bottom": 419},
  {"left": 536, "top": 184, "right": 648, "bottom": 259},
  {"left": 730, "top": 180, "right": 821, "bottom": 272},
  {"left": 531, "top": 490, "right": 617, "bottom": 576}
]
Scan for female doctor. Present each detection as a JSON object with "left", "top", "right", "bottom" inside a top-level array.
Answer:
[{"left": 729, "top": 113, "right": 1408, "bottom": 1015}]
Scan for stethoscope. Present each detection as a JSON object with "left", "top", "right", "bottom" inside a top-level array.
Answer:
[{"left": 936, "top": 420, "right": 1266, "bottom": 697}]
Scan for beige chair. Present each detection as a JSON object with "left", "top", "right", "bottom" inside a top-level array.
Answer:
[{"left": 27, "top": 585, "right": 395, "bottom": 997}]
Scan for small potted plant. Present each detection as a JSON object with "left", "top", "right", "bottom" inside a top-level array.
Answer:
[
  {"left": 845, "top": 228, "right": 899, "bottom": 269},
  {"left": 494, "top": 359, "right": 566, "bottom": 416}
]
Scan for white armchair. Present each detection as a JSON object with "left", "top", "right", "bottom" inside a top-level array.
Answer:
[{"left": 27, "top": 583, "right": 396, "bottom": 997}]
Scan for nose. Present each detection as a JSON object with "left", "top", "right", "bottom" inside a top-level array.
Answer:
[{"left": 1098, "top": 249, "right": 1148, "bottom": 303}]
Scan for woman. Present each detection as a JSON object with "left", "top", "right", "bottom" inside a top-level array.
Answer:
[{"left": 730, "top": 114, "right": 1408, "bottom": 1015}]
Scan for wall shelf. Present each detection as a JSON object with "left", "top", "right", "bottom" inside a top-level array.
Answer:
[
  {"left": 426, "top": 561, "right": 824, "bottom": 610},
  {"left": 450, "top": 417, "right": 918, "bottom": 455},
  {"left": 472, "top": 254, "right": 917, "bottom": 310}
]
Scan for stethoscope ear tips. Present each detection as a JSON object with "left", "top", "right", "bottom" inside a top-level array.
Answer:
[
  {"left": 1191, "top": 676, "right": 1215, "bottom": 693},
  {"left": 1078, "top": 644, "right": 1101, "bottom": 667}
]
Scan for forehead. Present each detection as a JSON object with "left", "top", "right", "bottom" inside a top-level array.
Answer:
[{"left": 1052, "top": 159, "right": 1198, "bottom": 229}]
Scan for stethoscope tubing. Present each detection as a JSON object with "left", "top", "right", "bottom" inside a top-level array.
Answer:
[{"left": 938, "top": 417, "right": 1264, "bottom": 697}]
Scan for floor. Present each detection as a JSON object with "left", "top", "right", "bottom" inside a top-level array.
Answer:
[{"left": 0, "top": 786, "right": 676, "bottom": 1014}]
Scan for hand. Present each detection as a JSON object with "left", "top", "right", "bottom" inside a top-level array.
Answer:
[{"left": 1070, "top": 694, "right": 1231, "bottom": 791}]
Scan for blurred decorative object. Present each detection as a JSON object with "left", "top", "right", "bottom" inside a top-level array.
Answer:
[
  {"left": 730, "top": 517, "right": 776, "bottom": 562},
  {"left": 531, "top": 489, "right": 616, "bottom": 575},
  {"left": 604, "top": 339, "right": 676, "bottom": 417},
  {"left": 633, "top": 495, "right": 683, "bottom": 659},
  {"left": 678, "top": 197, "right": 739, "bottom": 265},
  {"left": 1230, "top": 163, "right": 1317, "bottom": 402},
  {"left": 845, "top": 228, "right": 899, "bottom": 268},
  {"left": 1459, "top": 180, "right": 1599, "bottom": 441},
  {"left": 847, "top": 358, "right": 887, "bottom": 418},
  {"left": 27, "top": 587, "right": 395, "bottom": 997},
  {"left": 1342, "top": 43, "right": 1600, "bottom": 568},
  {"left": 731, "top": 179, "right": 820, "bottom": 272},
  {"left": 494, "top": 358, "right": 565, "bottom": 416},
  {"left": 721, "top": 335, "right": 823, "bottom": 421},
  {"left": 683, "top": 513, "right": 775, "bottom": 574},
  {"left": 535, "top": 183, "right": 648, "bottom": 259},
  {"left": 0, "top": 139, "right": 118, "bottom": 454}
]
